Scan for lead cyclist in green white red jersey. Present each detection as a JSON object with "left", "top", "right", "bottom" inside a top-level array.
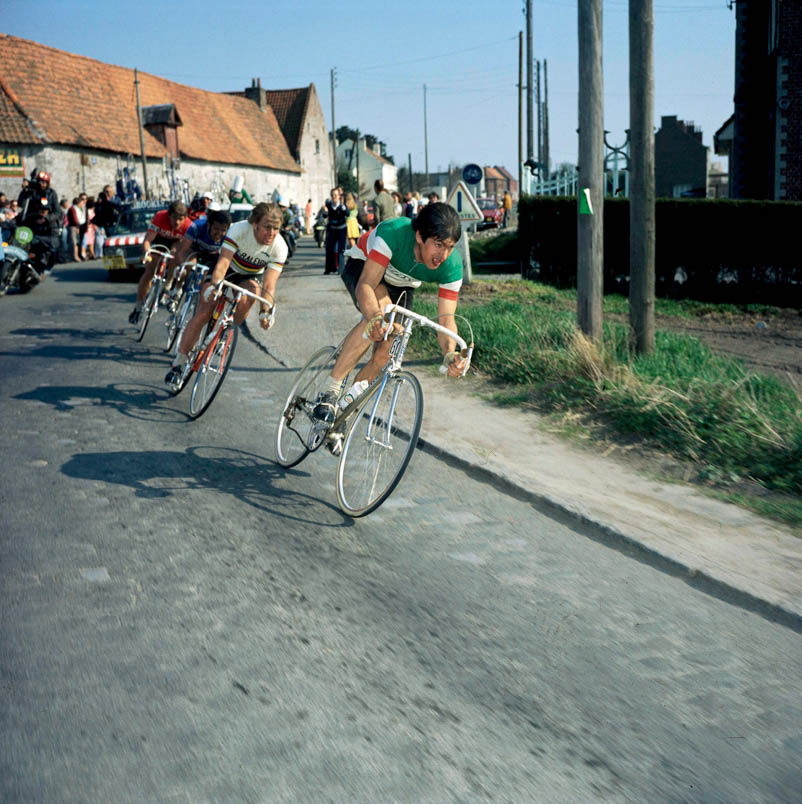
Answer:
[{"left": 313, "top": 202, "right": 467, "bottom": 422}]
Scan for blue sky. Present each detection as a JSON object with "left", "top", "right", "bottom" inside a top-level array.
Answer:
[{"left": 3, "top": 0, "right": 735, "bottom": 175}]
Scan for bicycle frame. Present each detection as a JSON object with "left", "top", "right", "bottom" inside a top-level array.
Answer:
[{"left": 190, "top": 279, "right": 272, "bottom": 372}]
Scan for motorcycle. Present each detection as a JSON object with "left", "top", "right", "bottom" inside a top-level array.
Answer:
[
  {"left": 313, "top": 212, "right": 326, "bottom": 248},
  {"left": 0, "top": 226, "right": 44, "bottom": 296}
]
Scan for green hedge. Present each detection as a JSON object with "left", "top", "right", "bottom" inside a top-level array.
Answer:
[{"left": 517, "top": 196, "right": 802, "bottom": 307}]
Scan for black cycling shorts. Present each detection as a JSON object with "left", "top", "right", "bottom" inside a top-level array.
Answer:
[{"left": 340, "top": 257, "right": 415, "bottom": 313}]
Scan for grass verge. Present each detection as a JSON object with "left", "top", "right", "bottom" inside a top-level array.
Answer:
[{"left": 409, "top": 279, "right": 802, "bottom": 529}]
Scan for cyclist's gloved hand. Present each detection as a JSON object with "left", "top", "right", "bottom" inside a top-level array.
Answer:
[
  {"left": 440, "top": 350, "right": 466, "bottom": 378},
  {"left": 364, "top": 312, "right": 386, "bottom": 342},
  {"left": 259, "top": 307, "right": 276, "bottom": 330},
  {"left": 202, "top": 283, "right": 220, "bottom": 303}
]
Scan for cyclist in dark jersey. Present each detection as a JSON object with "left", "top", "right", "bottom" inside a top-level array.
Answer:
[
  {"left": 313, "top": 202, "right": 468, "bottom": 422},
  {"left": 162, "top": 208, "right": 232, "bottom": 306}
]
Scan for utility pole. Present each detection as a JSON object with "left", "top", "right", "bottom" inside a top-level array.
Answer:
[
  {"left": 629, "top": 0, "right": 656, "bottom": 354},
  {"left": 134, "top": 68, "right": 149, "bottom": 199},
  {"left": 423, "top": 83, "right": 430, "bottom": 189},
  {"left": 518, "top": 31, "right": 523, "bottom": 197},
  {"left": 536, "top": 59, "right": 542, "bottom": 172},
  {"left": 526, "top": 0, "right": 533, "bottom": 162},
  {"left": 543, "top": 58, "right": 550, "bottom": 175},
  {"left": 355, "top": 129, "right": 360, "bottom": 195},
  {"left": 408, "top": 153, "right": 413, "bottom": 194},
  {"left": 577, "top": 0, "right": 604, "bottom": 342},
  {"left": 330, "top": 68, "right": 337, "bottom": 188}
]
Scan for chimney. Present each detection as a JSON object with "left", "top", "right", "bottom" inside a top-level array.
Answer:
[{"left": 244, "top": 77, "right": 268, "bottom": 109}]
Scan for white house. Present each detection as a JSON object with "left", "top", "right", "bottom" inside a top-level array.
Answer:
[{"left": 336, "top": 137, "right": 398, "bottom": 197}]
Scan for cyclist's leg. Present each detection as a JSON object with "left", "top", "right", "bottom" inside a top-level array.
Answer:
[
  {"left": 174, "top": 281, "right": 215, "bottom": 358},
  {"left": 136, "top": 261, "right": 158, "bottom": 305},
  {"left": 230, "top": 275, "right": 261, "bottom": 325}
]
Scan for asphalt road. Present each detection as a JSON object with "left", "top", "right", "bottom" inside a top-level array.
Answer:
[{"left": 1, "top": 258, "right": 800, "bottom": 803}]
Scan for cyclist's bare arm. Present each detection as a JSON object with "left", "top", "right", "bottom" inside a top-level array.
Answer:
[
  {"left": 209, "top": 248, "right": 234, "bottom": 285},
  {"left": 172, "top": 234, "right": 194, "bottom": 268},
  {"left": 356, "top": 258, "right": 393, "bottom": 340},
  {"left": 141, "top": 230, "right": 157, "bottom": 262}
]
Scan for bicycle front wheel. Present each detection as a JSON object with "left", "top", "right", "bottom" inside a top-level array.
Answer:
[
  {"left": 165, "top": 288, "right": 187, "bottom": 351},
  {"left": 136, "top": 280, "right": 160, "bottom": 342},
  {"left": 275, "top": 345, "right": 339, "bottom": 468},
  {"left": 336, "top": 370, "right": 423, "bottom": 517},
  {"left": 189, "top": 324, "right": 238, "bottom": 418}
]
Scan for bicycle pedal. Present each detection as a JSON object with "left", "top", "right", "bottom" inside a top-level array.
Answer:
[{"left": 325, "top": 434, "right": 343, "bottom": 457}]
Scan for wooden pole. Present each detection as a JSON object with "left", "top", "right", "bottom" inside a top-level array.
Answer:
[
  {"left": 134, "top": 68, "right": 149, "bottom": 199},
  {"left": 577, "top": 0, "right": 604, "bottom": 341},
  {"left": 330, "top": 68, "right": 337, "bottom": 188},
  {"left": 518, "top": 31, "right": 523, "bottom": 200},
  {"left": 526, "top": 0, "right": 533, "bottom": 162},
  {"left": 629, "top": 0, "right": 656, "bottom": 354}
]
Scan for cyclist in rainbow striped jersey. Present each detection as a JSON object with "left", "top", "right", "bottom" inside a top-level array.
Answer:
[{"left": 165, "top": 202, "right": 286, "bottom": 386}]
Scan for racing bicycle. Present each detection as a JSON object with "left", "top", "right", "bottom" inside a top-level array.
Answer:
[
  {"left": 275, "top": 304, "right": 473, "bottom": 517},
  {"left": 164, "top": 257, "right": 210, "bottom": 355},
  {"left": 135, "top": 244, "right": 173, "bottom": 342},
  {"left": 169, "top": 279, "right": 274, "bottom": 418}
]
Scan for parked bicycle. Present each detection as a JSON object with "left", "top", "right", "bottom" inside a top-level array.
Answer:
[
  {"left": 135, "top": 244, "right": 173, "bottom": 342},
  {"left": 170, "top": 278, "right": 274, "bottom": 418},
  {"left": 275, "top": 304, "right": 473, "bottom": 516}
]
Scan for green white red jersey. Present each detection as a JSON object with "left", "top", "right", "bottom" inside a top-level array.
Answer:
[
  {"left": 221, "top": 220, "right": 287, "bottom": 276},
  {"left": 347, "top": 217, "right": 463, "bottom": 300}
]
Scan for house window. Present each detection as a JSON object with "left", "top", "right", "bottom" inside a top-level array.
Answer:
[{"left": 315, "top": 139, "right": 320, "bottom": 154}]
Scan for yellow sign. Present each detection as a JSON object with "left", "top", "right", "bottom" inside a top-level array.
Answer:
[
  {"left": 104, "top": 255, "right": 127, "bottom": 271},
  {"left": 0, "top": 147, "right": 25, "bottom": 177}
]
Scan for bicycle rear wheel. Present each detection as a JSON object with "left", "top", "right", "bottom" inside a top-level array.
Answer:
[
  {"left": 136, "top": 279, "right": 161, "bottom": 342},
  {"left": 336, "top": 370, "right": 423, "bottom": 517},
  {"left": 275, "top": 345, "right": 339, "bottom": 468},
  {"left": 189, "top": 324, "right": 238, "bottom": 418}
]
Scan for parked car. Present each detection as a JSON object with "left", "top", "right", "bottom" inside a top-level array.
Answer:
[
  {"left": 104, "top": 201, "right": 168, "bottom": 280},
  {"left": 476, "top": 197, "right": 503, "bottom": 230}
]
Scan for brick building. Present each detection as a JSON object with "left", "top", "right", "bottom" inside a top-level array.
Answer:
[
  {"left": 718, "top": 0, "right": 802, "bottom": 200},
  {"left": 654, "top": 116, "right": 709, "bottom": 198},
  {"left": 0, "top": 36, "right": 332, "bottom": 209}
]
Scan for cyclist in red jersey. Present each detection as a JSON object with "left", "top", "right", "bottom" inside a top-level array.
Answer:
[{"left": 128, "top": 200, "right": 190, "bottom": 325}]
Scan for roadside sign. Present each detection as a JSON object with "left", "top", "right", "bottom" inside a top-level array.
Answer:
[
  {"left": 462, "top": 163, "right": 483, "bottom": 185},
  {"left": 446, "top": 181, "right": 483, "bottom": 223}
]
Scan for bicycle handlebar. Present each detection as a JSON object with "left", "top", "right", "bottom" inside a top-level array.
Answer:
[
  {"left": 214, "top": 278, "right": 274, "bottom": 309},
  {"left": 143, "top": 244, "right": 172, "bottom": 263},
  {"left": 381, "top": 303, "right": 474, "bottom": 378}
]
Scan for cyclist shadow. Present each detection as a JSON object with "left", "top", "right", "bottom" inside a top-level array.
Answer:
[
  {"left": 15, "top": 382, "right": 185, "bottom": 422},
  {"left": 61, "top": 445, "right": 347, "bottom": 526},
  {"left": 2, "top": 340, "right": 169, "bottom": 368}
]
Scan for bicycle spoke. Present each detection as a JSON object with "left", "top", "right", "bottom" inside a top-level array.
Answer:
[
  {"left": 275, "top": 345, "right": 340, "bottom": 468},
  {"left": 189, "top": 324, "right": 238, "bottom": 418},
  {"left": 336, "top": 371, "right": 423, "bottom": 517}
]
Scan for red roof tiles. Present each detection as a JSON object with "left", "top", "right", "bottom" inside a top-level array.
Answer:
[{"left": 0, "top": 36, "right": 300, "bottom": 174}]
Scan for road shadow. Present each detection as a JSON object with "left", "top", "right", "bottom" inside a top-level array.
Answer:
[
  {"left": 2, "top": 337, "right": 169, "bottom": 368},
  {"left": 51, "top": 266, "right": 109, "bottom": 283},
  {"left": 70, "top": 290, "right": 131, "bottom": 303},
  {"left": 61, "top": 445, "right": 347, "bottom": 526},
  {"left": 14, "top": 381, "right": 185, "bottom": 422}
]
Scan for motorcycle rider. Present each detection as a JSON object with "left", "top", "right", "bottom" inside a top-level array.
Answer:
[
  {"left": 277, "top": 196, "right": 296, "bottom": 262},
  {"left": 17, "top": 169, "right": 60, "bottom": 276}
]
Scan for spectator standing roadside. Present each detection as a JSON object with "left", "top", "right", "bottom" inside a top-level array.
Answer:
[
  {"left": 67, "top": 196, "right": 86, "bottom": 262},
  {"left": 324, "top": 187, "right": 348, "bottom": 275},
  {"left": 372, "top": 180, "right": 395, "bottom": 223},
  {"left": 392, "top": 191, "right": 403, "bottom": 218},
  {"left": 345, "top": 192, "right": 359, "bottom": 247},
  {"left": 92, "top": 185, "right": 120, "bottom": 259},
  {"left": 58, "top": 199, "right": 70, "bottom": 262},
  {"left": 83, "top": 199, "right": 96, "bottom": 260},
  {"left": 305, "top": 198, "right": 312, "bottom": 235},
  {"left": 502, "top": 190, "right": 512, "bottom": 228}
]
